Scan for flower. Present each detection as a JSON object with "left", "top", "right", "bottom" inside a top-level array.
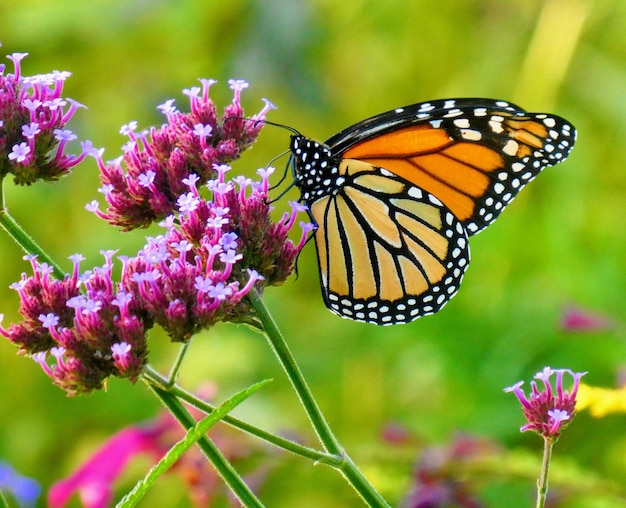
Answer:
[
  {"left": 560, "top": 305, "right": 615, "bottom": 332},
  {"left": 0, "top": 460, "right": 41, "bottom": 507},
  {"left": 48, "top": 384, "right": 275, "bottom": 508},
  {"left": 48, "top": 427, "right": 158, "bottom": 508},
  {"left": 89, "top": 79, "right": 276, "bottom": 230},
  {"left": 0, "top": 46, "right": 93, "bottom": 184},
  {"left": 1, "top": 167, "right": 311, "bottom": 393},
  {"left": 117, "top": 164, "right": 310, "bottom": 341},
  {"left": 399, "top": 433, "right": 496, "bottom": 508},
  {"left": 0, "top": 252, "right": 150, "bottom": 394},
  {"left": 576, "top": 383, "right": 626, "bottom": 417},
  {"left": 504, "top": 367, "right": 587, "bottom": 440}
]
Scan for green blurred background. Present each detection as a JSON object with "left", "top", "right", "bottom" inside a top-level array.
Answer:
[{"left": 0, "top": 0, "right": 625, "bottom": 506}]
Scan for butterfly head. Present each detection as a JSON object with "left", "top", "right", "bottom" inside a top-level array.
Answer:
[{"left": 289, "top": 135, "right": 341, "bottom": 203}]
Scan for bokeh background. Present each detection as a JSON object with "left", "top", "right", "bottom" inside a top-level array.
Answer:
[{"left": 0, "top": 0, "right": 625, "bottom": 506}]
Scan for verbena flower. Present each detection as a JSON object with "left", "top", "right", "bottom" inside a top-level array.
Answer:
[
  {"left": 0, "top": 44, "right": 93, "bottom": 184},
  {"left": 0, "top": 167, "right": 311, "bottom": 394},
  {"left": 89, "top": 78, "right": 275, "bottom": 230},
  {"left": 504, "top": 367, "right": 587, "bottom": 440},
  {"left": 0, "top": 252, "right": 150, "bottom": 394},
  {"left": 116, "top": 164, "right": 310, "bottom": 341}
]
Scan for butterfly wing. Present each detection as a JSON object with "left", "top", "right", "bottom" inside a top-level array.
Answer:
[
  {"left": 309, "top": 158, "right": 469, "bottom": 325},
  {"left": 325, "top": 98, "right": 576, "bottom": 235},
  {"left": 290, "top": 98, "right": 576, "bottom": 325}
]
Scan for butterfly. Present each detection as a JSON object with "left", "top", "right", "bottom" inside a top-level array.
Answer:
[{"left": 288, "top": 98, "right": 576, "bottom": 325}]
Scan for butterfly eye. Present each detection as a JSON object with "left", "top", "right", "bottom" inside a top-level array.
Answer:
[{"left": 290, "top": 98, "right": 576, "bottom": 325}]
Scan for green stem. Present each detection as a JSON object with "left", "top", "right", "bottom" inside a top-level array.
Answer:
[
  {"left": 166, "top": 341, "right": 191, "bottom": 387},
  {"left": 536, "top": 437, "right": 554, "bottom": 508},
  {"left": 143, "top": 366, "right": 340, "bottom": 466},
  {"left": 0, "top": 195, "right": 65, "bottom": 278},
  {"left": 147, "top": 382, "right": 265, "bottom": 508},
  {"left": 248, "top": 288, "right": 338, "bottom": 452},
  {"left": 247, "top": 288, "right": 390, "bottom": 507}
]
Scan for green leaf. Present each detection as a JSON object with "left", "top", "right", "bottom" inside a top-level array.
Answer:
[
  {"left": 0, "top": 490, "right": 9, "bottom": 508},
  {"left": 116, "top": 379, "right": 270, "bottom": 508}
]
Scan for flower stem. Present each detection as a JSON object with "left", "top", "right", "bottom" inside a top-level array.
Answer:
[
  {"left": 166, "top": 341, "right": 191, "bottom": 386},
  {"left": 536, "top": 437, "right": 554, "bottom": 508},
  {"left": 0, "top": 189, "right": 65, "bottom": 278},
  {"left": 247, "top": 288, "right": 390, "bottom": 507},
  {"left": 143, "top": 366, "right": 341, "bottom": 466},
  {"left": 147, "top": 382, "right": 265, "bottom": 508}
]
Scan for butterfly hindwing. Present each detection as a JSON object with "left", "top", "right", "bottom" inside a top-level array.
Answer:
[{"left": 308, "top": 159, "right": 469, "bottom": 325}]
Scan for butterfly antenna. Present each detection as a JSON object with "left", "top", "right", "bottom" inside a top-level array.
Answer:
[
  {"left": 268, "top": 178, "right": 298, "bottom": 204},
  {"left": 222, "top": 116, "right": 302, "bottom": 136},
  {"left": 222, "top": 116, "right": 302, "bottom": 201}
]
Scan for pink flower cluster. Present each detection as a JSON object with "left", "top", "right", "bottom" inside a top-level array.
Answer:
[
  {"left": 90, "top": 78, "right": 275, "bottom": 230},
  {"left": 0, "top": 69, "right": 313, "bottom": 394},
  {"left": 505, "top": 367, "right": 587, "bottom": 439},
  {"left": 0, "top": 46, "right": 93, "bottom": 184},
  {"left": 0, "top": 164, "right": 310, "bottom": 394},
  {"left": 0, "top": 252, "right": 149, "bottom": 394}
]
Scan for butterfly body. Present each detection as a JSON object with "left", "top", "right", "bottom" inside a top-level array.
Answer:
[{"left": 289, "top": 98, "right": 576, "bottom": 325}]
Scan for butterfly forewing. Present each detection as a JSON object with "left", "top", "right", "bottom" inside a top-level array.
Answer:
[{"left": 326, "top": 99, "right": 576, "bottom": 235}]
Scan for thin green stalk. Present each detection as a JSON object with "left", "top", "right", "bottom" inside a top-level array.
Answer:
[
  {"left": 147, "top": 382, "right": 265, "bottom": 508},
  {"left": 536, "top": 437, "right": 554, "bottom": 508},
  {"left": 247, "top": 288, "right": 339, "bottom": 452},
  {"left": 143, "top": 366, "right": 341, "bottom": 466},
  {"left": 0, "top": 203, "right": 65, "bottom": 278},
  {"left": 166, "top": 341, "right": 191, "bottom": 387},
  {"left": 247, "top": 288, "right": 390, "bottom": 507}
]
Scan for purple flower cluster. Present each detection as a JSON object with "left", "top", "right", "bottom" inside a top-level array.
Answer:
[
  {"left": 0, "top": 45, "right": 93, "bottom": 184},
  {"left": 400, "top": 433, "right": 494, "bottom": 508},
  {"left": 0, "top": 460, "right": 40, "bottom": 506},
  {"left": 116, "top": 164, "right": 310, "bottom": 342},
  {"left": 0, "top": 252, "right": 149, "bottom": 394},
  {"left": 505, "top": 367, "right": 587, "bottom": 440},
  {"left": 0, "top": 67, "right": 313, "bottom": 394},
  {"left": 0, "top": 164, "right": 310, "bottom": 394},
  {"left": 90, "top": 78, "right": 275, "bottom": 230}
]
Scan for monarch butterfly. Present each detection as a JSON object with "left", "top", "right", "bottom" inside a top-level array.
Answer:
[{"left": 289, "top": 98, "right": 576, "bottom": 325}]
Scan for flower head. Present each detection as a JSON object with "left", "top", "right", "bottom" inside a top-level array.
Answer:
[
  {"left": 1, "top": 166, "right": 309, "bottom": 393},
  {"left": 0, "top": 252, "right": 150, "bottom": 394},
  {"left": 120, "top": 164, "right": 308, "bottom": 340},
  {"left": 0, "top": 47, "right": 92, "bottom": 184},
  {"left": 90, "top": 79, "right": 274, "bottom": 230},
  {"left": 504, "top": 367, "right": 587, "bottom": 440}
]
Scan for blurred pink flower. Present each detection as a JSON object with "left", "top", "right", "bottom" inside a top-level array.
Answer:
[
  {"left": 48, "top": 426, "right": 162, "bottom": 508},
  {"left": 48, "top": 385, "right": 272, "bottom": 507},
  {"left": 560, "top": 305, "right": 615, "bottom": 332}
]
